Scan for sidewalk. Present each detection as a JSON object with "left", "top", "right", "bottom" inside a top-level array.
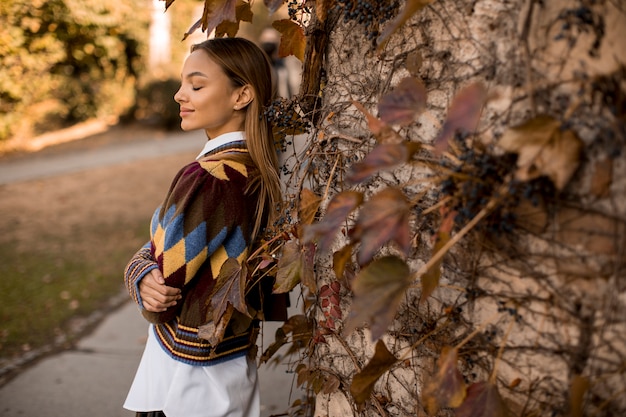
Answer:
[
  {"left": 0, "top": 126, "right": 304, "bottom": 416},
  {"left": 0, "top": 297, "right": 302, "bottom": 417}
]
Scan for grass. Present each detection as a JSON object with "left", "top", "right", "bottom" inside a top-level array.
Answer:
[{"left": 0, "top": 221, "right": 150, "bottom": 360}]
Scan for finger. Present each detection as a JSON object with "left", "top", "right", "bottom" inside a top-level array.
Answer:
[
  {"left": 142, "top": 286, "right": 179, "bottom": 305},
  {"left": 143, "top": 295, "right": 177, "bottom": 312},
  {"left": 152, "top": 269, "right": 165, "bottom": 285}
]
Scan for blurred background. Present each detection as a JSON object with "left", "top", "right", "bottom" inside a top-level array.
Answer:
[{"left": 0, "top": 0, "right": 301, "bottom": 151}]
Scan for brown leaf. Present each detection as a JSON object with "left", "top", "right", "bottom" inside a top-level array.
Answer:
[
  {"left": 569, "top": 374, "right": 589, "bottom": 417},
  {"left": 377, "top": 0, "right": 435, "bottom": 49},
  {"left": 263, "top": 0, "right": 284, "bottom": 14},
  {"left": 422, "top": 346, "right": 467, "bottom": 415},
  {"left": 274, "top": 240, "right": 302, "bottom": 293},
  {"left": 420, "top": 209, "right": 454, "bottom": 302},
  {"left": 323, "top": 374, "right": 341, "bottom": 394},
  {"left": 274, "top": 240, "right": 316, "bottom": 293},
  {"left": 260, "top": 326, "right": 287, "bottom": 363},
  {"left": 455, "top": 381, "right": 506, "bottom": 417},
  {"left": 198, "top": 304, "right": 234, "bottom": 346},
  {"left": 378, "top": 77, "right": 427, "bottom": 125},
  {"left": 352, "top": 100, "right": 403, "bottom": 144},
  {"left": 261, "top": 314, "right": 313, "bottom": 363},
  {"left": 347, "top": 142, "right": 421, "bottom": 184},
  {"left": 497, "top": 115, "right": 584, "bottom": 190},
  {"left": 590, "top": 156, "right": 612, "bottom": 198},
  {"left": 433, "top": 83, "right": 487, "bottom": 155},
  {"left": 184, "top": 0, "right": 237, "bottom": 40},
  {"left": 210, "top": 258, "right": 249, "bottom": 324},
  {"left": 299, "top": 188, "right": 322, "bottom": 225},
  {"left": 272, "top": 19, "right": 306, "bottom": 61},
  {"left": 303, "top": 191, "right": 364, "bottom": 252},
  {"left": 351, "top": 187, "right": 411, "bottom": 266},
  {"left": 405, "top": 50, "right": 423, "bottom": 76},
  {"left": 343, "top": 256, "right": 413, "bottom": 341},
  {"left": 215, "top": 0, "right": 253, "bottom": 38},
  {"left": 512, "top": 199, "right": 548, "bottom": 234},
  {"left": 301, "top": 242, "right": 316, "bottom": 292},
  {"left": 555, "top": 207, "right": 620, "bottom": 256},
  {"left": 350, "top": 340, "right": 398, "bottom": 405},
  {"left": 333, "top": 244, "right": 353, "bottom": 280}
]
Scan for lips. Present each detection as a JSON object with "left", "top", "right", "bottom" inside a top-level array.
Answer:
[{"left": 179, "top": 107, "right": 193, "bottom": 117}]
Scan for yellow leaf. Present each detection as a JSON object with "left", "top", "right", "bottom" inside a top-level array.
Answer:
[{"left": 498, "top": 115, "right": 583, "bottom": 190}]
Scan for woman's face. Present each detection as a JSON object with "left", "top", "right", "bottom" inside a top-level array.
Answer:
[{"left": 174, "top": 50, "right": 246, "bottom": 138}]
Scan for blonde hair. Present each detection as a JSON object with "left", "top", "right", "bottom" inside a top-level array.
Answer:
[{"left": 191, "top": 37, "right": 281, "bottom": 241}]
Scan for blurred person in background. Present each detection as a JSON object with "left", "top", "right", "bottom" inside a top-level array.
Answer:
[{"left": 260, "top": 28, "right": 295, "bottom": 99}]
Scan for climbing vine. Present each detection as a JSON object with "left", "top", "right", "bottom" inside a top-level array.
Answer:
[{"left": 164, "top": 0, "right": 626, "bottom": 416}]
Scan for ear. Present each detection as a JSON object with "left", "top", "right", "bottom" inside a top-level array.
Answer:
[{"left": 233, "top": 84, "right": 254, "bottom": 110}]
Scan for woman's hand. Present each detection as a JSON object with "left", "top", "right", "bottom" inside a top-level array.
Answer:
[{"left": 139, "top": 269, "right": 182, "bottom": 312}]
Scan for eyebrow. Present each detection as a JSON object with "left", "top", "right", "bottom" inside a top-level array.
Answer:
[{"left": 182, "top": 71, "right": 209, "bottom": 80}]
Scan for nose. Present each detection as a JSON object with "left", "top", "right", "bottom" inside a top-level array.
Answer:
[{"left": 174, "top": 85, "right": 185, "bottom": 103}]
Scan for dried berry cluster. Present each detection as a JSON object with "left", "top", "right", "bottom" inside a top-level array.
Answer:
[{"left": 334, "top": 0, "right": 400, "bottom": 41}]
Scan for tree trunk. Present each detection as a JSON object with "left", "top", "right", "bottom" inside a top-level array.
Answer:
[{"left": 299, "top": 1, "right": 626, "bottom": 415}]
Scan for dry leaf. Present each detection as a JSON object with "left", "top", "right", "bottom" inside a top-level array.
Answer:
[
  {"left": 378, "top": 77, "right": 427, "bottom": 125},
  {"left": 198, "top": 304, "right": 234, "bottom": 346},
  {"left": 303, "top": 191, "right": 364, "bottom": 252},
  {"left": 333, "top": 244, "right": 353, "bottom": 280},
  {"left": 433, "top": 83, "right": 487, "bottom": 155},
  {"left": 455, "top": 381, "right": 506, "bottom": 417},
  {"left": 347, "top": 142, "right": 421, "bottom": 184},
  {"left": 352, "top": 100, "right": 404, "bottom": 144},
  {"left": 422, "top": 346, "right": 467, "bottom": 415},
  {"left": 420, "top": 209, "right": 455, "bottom": 302},
  {"left": 215, "top": 0, "right": 253, "bottom": 37},
  {"left": 209, "top": 258, "right": 249, "bottom": 324},
  {"left": 351, "top": 187, "right": 411, "bottom": 266},
  {"left": 350, "top": 340, "right": 398, "bottom": 405},
  {"left": 498, "top": 115, "right": 583, "bottom": 190},
  {"left": 555, "top": 207, "right": 620, "bottom": 255},
  {"left": 299, "top": 188, "right": 322, "bottom": 225},
  {"left": 274, "top": 240, "right": 316, "bottom": 293},
  {"left": 405, "top": 50, "right": 423, "bottom": 76},
  {"left": 343, "top": 255, "right": 413, "bottom": 341},
  {"left": 590, "top": 157, "right": 613, "bottom": 198},
  {"left": 184, "top": 0, "right": 237, "bottom": 40},
  {"left": 569, "top": 374, "right": 589, "bottom": 417},
  {"left": 273, "top": 19, "right": 306, "bottom": 61}
]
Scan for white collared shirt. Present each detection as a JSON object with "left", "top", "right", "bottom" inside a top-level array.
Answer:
[{"left": 196, "top": 131, "right": 246, "bottom": 160}]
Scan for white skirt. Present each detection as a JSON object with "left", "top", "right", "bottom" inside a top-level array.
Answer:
[{"left": 124, "top": 325, "right": 260, "bottom": 417}]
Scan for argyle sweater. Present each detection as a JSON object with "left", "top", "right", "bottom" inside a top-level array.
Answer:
[{"left": 124, "top": 141, "right": 262, "bottom": 365}]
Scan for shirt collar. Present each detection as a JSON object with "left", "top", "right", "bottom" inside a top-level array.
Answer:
[{"left": 196, "top": 131, "right": 246, "bottom": 160}]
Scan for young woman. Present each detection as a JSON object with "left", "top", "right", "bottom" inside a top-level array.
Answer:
[{"left": 122, "top": 37, "right": 281, "bottom": 417}]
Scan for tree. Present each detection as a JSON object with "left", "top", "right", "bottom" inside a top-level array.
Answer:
[
  {"left": 163, "top": 0, "right": 626, "bottom": 415},
  {"left": 0, "top": 0, "right": 150, "bottom": 142}
]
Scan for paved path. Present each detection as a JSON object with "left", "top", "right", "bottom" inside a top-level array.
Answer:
[
  {"left": 0, "top": 299, "right": 302, "bottom": 417},
  {"left": 0, "top": 129, "right": 303, "bottom": 416},
  {"left": 0, "top": 129, "right": 203, "bottom": 185}
]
